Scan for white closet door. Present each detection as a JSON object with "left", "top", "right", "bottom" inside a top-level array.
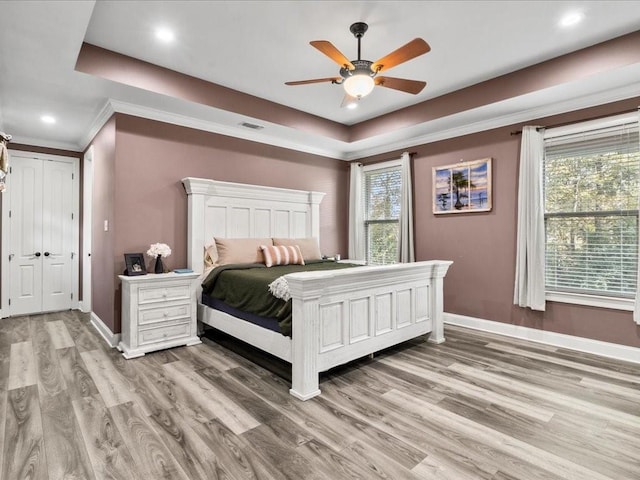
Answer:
[
  {"left": 42, "top": 160, "right": 74, "bottom": 312},
  {"left": 8, "top": 157, "right": 74, "bottom": 315},
  {"left": 9, "top": 157, "right": 44, "bottom": 315}
]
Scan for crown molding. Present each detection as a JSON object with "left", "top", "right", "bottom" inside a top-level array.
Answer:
[
  {"left": 78, "top": 80, "right": 640, "bottom": 162},
  {"left": 343, "top": 81, "right": 640, "bottom": 160},
  {"left": 107, "top": 99, "right": 349, "bottom": 160},
  {"left": 8, "top": 134, "right": 80, "bottom": 152},
  {"left": 79, "top": 100, "right": 116, "bottom": 151}
]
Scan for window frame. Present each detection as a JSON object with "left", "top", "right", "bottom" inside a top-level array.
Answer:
[
  {"left": 542, "top": 112, "right": 640, "bottom": 311},
  {"left": 362, "top": 159, "right": 403, "bottom": 265}
]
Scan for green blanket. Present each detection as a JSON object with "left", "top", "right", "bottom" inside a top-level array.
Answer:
[{"left": 202, "top": 260, "right": 359, "bottom": 336}]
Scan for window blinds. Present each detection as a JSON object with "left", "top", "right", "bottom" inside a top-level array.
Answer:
[
  {"left": 544, "top": 120, "right": 640, "bottom": 296},
  {"left": 364, "top": 165, "right": 401, "bottom": 265}
]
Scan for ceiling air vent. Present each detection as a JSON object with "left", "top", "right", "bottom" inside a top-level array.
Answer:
[{"left": 239, "top": 121, "right": 264, "bottom": 130}]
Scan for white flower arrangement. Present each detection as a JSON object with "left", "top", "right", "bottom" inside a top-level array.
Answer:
[{"left": 147, "top": 242, "right": 172, "bottom": 258}]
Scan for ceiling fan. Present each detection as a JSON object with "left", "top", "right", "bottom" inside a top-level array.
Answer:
[{"left": 285, "top": 22, "right": 430, "bottom": 107}]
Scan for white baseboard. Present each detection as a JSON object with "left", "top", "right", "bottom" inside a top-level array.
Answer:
[
  {"left": 444, "top": 312, "right": 640, "bottom": 365},
  {"left": 90, "top": 312, "right": 120, "bottom": 348},
  {"left": 78, "top": 301, "right": 91, "bottom": 314}
]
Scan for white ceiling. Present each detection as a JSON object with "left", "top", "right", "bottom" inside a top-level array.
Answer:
[{"left": 1, "top": 1, "right": 640, "bottom": 159}]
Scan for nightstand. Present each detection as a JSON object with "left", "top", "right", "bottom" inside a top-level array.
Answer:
[{"left": 118, "top": 272, "right": 201, "bottom": 358}]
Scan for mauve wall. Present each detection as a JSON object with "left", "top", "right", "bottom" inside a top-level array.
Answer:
[
  {"left": 108, "top": 114, "right": 348, "bottom": 332},
  {"left": 361, "top": 98, "right": 640, "bottom": 348},
  {"left": 90, "top": 118, "right": 117, "bottom": 331}
]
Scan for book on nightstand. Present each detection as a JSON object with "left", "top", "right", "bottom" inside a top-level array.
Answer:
[{"left": 174, "top": 268, "right": 194, "bottom": 274}]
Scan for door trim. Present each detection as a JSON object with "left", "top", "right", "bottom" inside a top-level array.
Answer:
[
  {"left": 80, "top": 146, "right": 93, "bottom": 313},
  {"left": 1, "top": 150, "right": 80, "bottom": 317}
]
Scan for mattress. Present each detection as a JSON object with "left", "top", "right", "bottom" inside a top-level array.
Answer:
[{"left": 201, "top": 293, "right": 281, "bottom": 332}]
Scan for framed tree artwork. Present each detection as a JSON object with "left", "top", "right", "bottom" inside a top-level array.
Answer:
[{"left": 433, "top": 158, "right": 492, "bottom": 214}]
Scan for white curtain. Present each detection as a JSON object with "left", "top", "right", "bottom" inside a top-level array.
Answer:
[
  {"left": 635, "top": 108, "right": 640, "bottom": 325},
  {"left": 348, "top": 162, "right": 365, "bottom": 261},
  {"left": 514, "top": 126, "right": 546, "bottom": 311},
  {"left": 398, "top": 152, "right": 415, "bottom": 263}
]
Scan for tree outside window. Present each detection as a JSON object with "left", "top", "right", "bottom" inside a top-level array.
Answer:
[
  {"left": 364, "top": 166, "right": 401, "bottom": 265},
  {"left": 544, "top": 124, "right": 640, "bottom": 297}
]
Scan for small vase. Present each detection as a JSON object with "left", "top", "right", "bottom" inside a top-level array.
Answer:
[{"left": 154, "top": 255, "right": 164, "bottom": 274}]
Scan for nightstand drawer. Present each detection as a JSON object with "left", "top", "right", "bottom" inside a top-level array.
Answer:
[
  {"left": 138, "top": 283, "right": 191, "bottom": 304},
  {"left": 139, "top": 303, "right": 191, "bottom": 326},
  {"left": 139, "top": 321, "right": 191, "bottom": 346}
]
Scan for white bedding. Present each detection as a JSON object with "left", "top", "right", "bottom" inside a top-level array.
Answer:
[{"left": 268, "top": 275, "right": 291, "bottom": 301}]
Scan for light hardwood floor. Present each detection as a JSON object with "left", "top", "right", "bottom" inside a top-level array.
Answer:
[{"left": 1, "top": 310, "right": 639, "bottom": 479}]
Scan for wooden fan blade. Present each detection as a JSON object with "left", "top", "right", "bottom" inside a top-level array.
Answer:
[
  {"left": 285, "top": 77, "right": 341, "bottom": 86},
  {"left": 340, "top": 94, "right": 359, "bottom": 108},
  {"left": 310, "top": 40, "right": 355, "bottom": 70},
  {"left": 374, "top": 76, "right": 427, "bottom": 94},
  {"left": 371, "top": 38, "right": 431, "bottom": 73}
]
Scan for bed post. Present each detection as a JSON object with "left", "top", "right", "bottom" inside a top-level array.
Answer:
[
  {"left": 427, "top": 262, "right": 451, "bottom": 344},
  {"left": 288, "top": 278, "right": 322, "bottom": 400},
  {"left": 182, "top": 177, "right": 207, "bottom": 274},
  {"left": 309, "top": 192, "right": 324, "bottom": 239}
]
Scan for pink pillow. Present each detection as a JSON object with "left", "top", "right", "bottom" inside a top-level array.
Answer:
[
  {"left": 215, "top": 238, "right": 272, "bottom": 265},
  {"left": 260, "top": 245, "right": 305, "bottom": 267},
  {"left": 273, "top": 237, "right": 322, "bottom": 261}
]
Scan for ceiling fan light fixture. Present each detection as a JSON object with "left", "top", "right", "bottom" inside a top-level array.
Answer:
[
  {"left": 286, "top": 22, "right": 430, "bottom": 104},
  {"left": 343, "top": 73, "right": 375, "bottom": 98}
]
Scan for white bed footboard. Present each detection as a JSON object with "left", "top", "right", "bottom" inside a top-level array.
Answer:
[{"left": 286, "top": 260, "right": 451, "bottom": 400}]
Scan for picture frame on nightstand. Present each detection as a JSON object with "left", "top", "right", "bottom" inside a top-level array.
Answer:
[{"left": 124, "top": 252, "right": 147, "bottom": 276}]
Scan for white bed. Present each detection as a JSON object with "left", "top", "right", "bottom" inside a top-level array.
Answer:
[{"left": 182, "top": 177, "right": 452, "bottom": 400}]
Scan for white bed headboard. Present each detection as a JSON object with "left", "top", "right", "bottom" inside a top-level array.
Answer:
[{"left": 182, "top": 177, "right": 325, "bottom": 273}]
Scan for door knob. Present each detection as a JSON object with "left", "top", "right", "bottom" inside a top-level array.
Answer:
[
  {"left": 44, "top": 252, "right": 50, "bottom": 257},
  {"left": 34, "top": 252, "right": 41, "bottom": 257}
]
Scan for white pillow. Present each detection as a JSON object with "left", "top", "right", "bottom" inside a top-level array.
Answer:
[{"left": 204, "top": 242, "right": 218, "bottom": 268}]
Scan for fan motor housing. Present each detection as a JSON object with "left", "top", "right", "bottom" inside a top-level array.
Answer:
[
  {"left": 340, "top": 60, "right": 375, "bottom": 80},
  {"left": 350, "top": 22, "right": 368, "bottom": 38}
]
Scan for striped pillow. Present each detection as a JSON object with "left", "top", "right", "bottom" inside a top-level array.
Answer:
[{"left": 260, "top": 245, "right": 305, "bottom": 267}]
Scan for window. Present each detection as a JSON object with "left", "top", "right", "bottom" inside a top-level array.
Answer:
[
  {"left": 544, "top": 114, "right": 640, "bottom": 300},
  {"left": 363, "top": 163, "right": 402, "bottom": 264}
]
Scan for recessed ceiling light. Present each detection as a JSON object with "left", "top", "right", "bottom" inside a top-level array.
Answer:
[
  {"left": 155, "top": 27, "right": 175, "bottom": 43},
  {"left": 41, "top": 115, "right": 56, "bottom": 124},
  {"left": 346, "top": 102, "right": 358, "bottom": 110},
  {"left": 559, "top": 11, "right": 584, "bottom": 28}
]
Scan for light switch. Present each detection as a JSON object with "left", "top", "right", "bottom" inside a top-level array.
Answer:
[{"left": 104, "top": 220, "right": 109, "bottom": 231}]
